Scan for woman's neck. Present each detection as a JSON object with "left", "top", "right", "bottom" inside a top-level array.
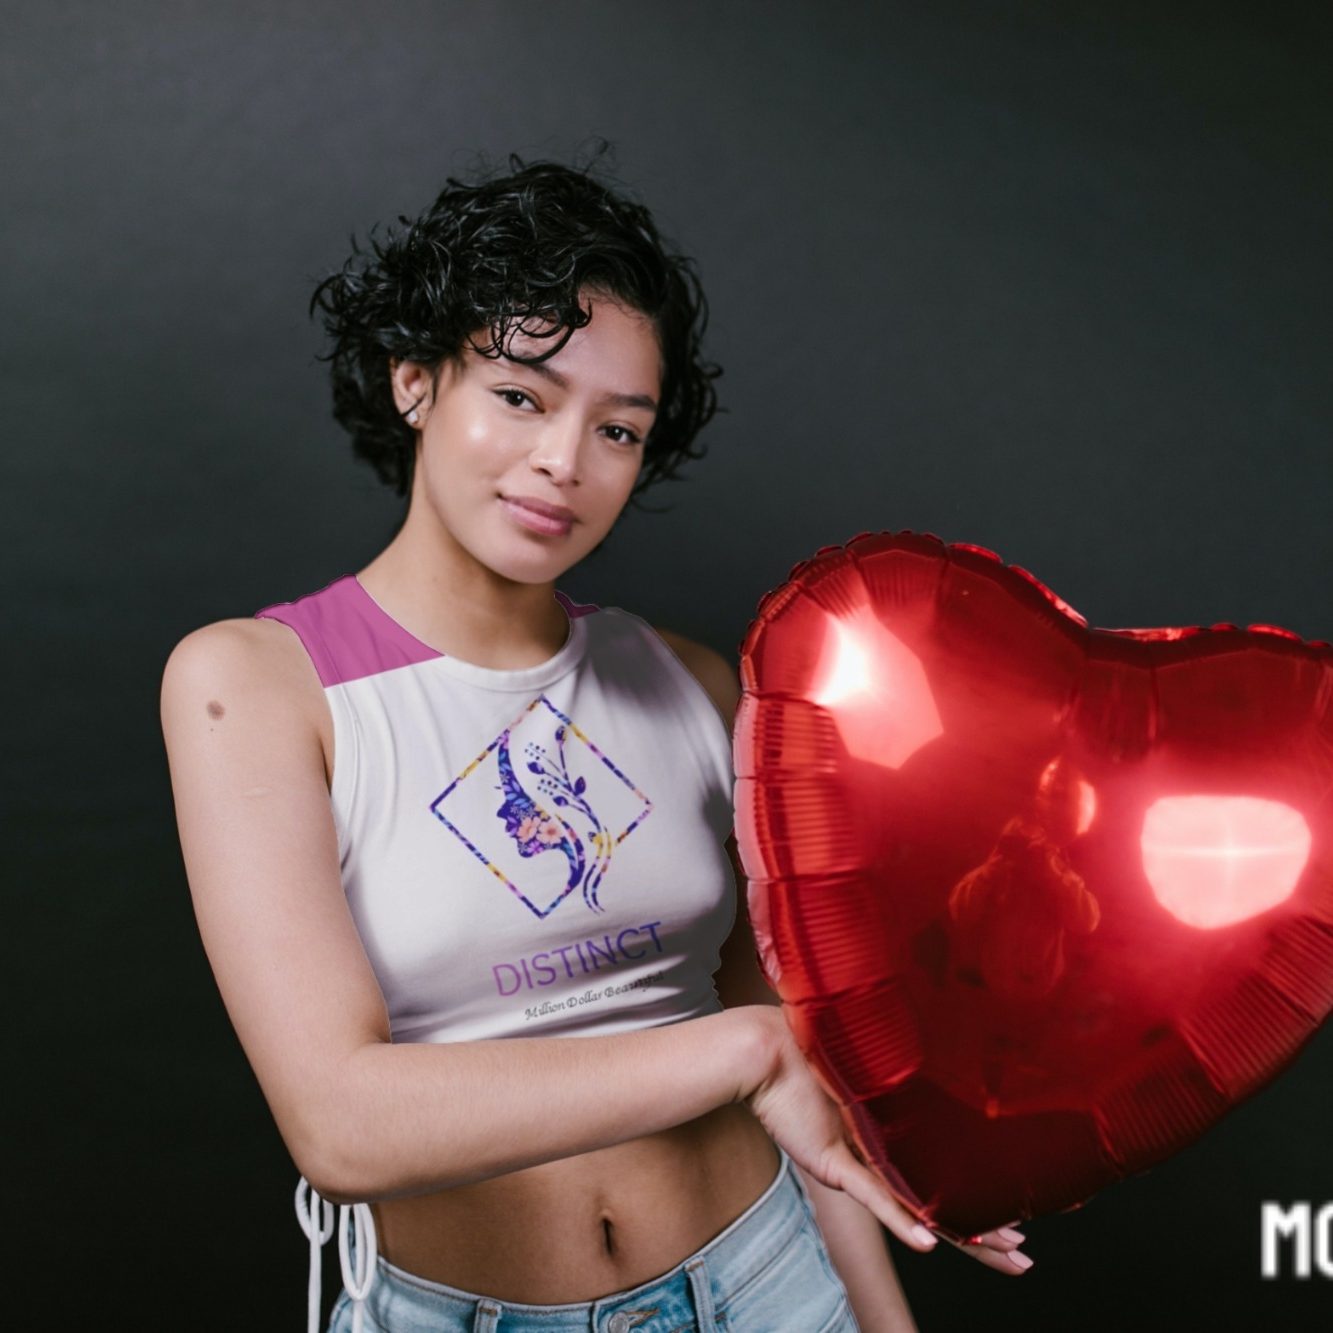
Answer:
[{"left": 355, "top": 536, "right": 570, "bottom": 671}]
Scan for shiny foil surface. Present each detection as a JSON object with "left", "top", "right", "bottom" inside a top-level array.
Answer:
[{"left": 735, "top": 530, "right": 1333, "bottom": 1239}]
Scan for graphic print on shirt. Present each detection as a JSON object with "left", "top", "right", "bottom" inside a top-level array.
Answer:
[{"left": 429, "top": 694, "right": 653, "bottom": 919}]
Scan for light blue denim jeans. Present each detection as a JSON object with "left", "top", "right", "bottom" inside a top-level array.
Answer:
[{"left": 327, "top": 1146, "right": 859, "bottom": 1332}]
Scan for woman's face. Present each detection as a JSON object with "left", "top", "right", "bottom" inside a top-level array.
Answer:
[{"left": 393, "top": 291, "right": 661, "bottom": 586}]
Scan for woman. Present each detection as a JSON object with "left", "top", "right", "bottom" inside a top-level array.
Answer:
[{"left": 160, "top": 153, "right": 1030, "bottom": 1333}]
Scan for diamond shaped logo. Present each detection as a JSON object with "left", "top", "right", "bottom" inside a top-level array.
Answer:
[{"left": 430, "top": 695, "right": 652, "bottom": 919}]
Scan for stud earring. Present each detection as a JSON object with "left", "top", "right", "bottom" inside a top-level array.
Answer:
[{"left": 407, "top": 409, "right": 421, "bottom": 426}]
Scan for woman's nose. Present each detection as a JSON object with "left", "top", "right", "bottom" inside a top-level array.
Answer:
[{"left": 529, "top": 418, "right": 583, "bottom": 483}]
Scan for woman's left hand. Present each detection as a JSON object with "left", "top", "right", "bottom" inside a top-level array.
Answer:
[{"left": 938, "top": 1222, "right": 1033, "bottom": 1275}]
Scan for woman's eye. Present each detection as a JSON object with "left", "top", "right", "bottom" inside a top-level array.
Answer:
[
  {"left": 603, "top": 425, "right": 643, "bottom": 446},
  {"left": 497, "top": 388, "right": 535, "bottom": 409}
]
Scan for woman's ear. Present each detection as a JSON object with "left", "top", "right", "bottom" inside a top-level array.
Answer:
[{"left": 389, "top": 358, "right": 436, "bottom": 419}]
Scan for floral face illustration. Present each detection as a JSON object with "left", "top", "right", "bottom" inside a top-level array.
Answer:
[{"left": 495, "top": 722, "right": 612, "bottom": 912}]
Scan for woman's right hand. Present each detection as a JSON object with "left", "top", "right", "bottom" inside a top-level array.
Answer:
[{"left": 739, "top": 1006, "right": 941, "bottom": 1254}]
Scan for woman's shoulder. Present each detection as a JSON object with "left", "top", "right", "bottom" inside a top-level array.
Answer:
[
  {"left": 645, "top": 623, "right": 741, "bottom": 733},
  {"left": 163, "top": 614, "right": 321, "bottom": 693},
  {"left": 160, "top": 616, "right": 332, "bottom": 768},
  {"left": 589, "top": 606, "right": 739, "bottom": 729}
]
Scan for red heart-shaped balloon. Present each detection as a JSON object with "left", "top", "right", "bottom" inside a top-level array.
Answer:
[{"left": 735, "top": 531, "right": 1333, "bottom": 1240}]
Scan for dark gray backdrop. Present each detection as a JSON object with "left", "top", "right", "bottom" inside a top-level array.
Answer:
[{"left": 7, "top": 2, "right": 1331, "bottom": 1328}]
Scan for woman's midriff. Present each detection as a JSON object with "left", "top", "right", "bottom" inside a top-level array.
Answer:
[{"left": 369, "top": 1102, "right": 781, "bottom": 1305}]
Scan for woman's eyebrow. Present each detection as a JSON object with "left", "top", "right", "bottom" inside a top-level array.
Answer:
[
  {"left": 510, "top": 358, "right": 658, "bottom": 412},
  {"left": 600, "top": 389, "right": 659, "bottom": 412}
]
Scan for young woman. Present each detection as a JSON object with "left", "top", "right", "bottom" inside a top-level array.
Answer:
[{"left": 160, "top": 155, "right": 1030, "bottom": 1333}]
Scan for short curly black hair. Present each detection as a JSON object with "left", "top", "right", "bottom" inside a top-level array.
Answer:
[{"left": 309, "top": 148, "right": 721, "bottom": 508}]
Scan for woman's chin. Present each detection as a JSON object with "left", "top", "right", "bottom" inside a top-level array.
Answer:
[{"left": 482, "top": 544, "right": 591, "bottom": 586}]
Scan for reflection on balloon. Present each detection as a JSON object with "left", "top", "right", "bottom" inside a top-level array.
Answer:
[
  {"left": 1036, "top": 755, "right": 1097, "bottom": 839},
  {"left": 809, "top": 599, "right": 943, "bottom": 769},
  {"left": 948, "top": 813, "right": 1101, "bottom": 1002},
  {"left": 736, "top": 530, "right": 1333, "bottom": 1240},
  {"left": 1141, "top": 795, "right": 1311, "bottom": 929}
]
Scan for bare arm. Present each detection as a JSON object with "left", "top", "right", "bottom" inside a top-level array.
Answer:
[{"left": 163, "top": 618, "right": 949, "bottom": 1256}]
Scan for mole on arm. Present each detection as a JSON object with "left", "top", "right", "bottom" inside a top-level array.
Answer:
[{"left": 206, "top": 700, "right": 225, "bottom": 720}]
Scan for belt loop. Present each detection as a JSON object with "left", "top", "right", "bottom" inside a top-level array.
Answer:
[
  {"left": 685, "top": 1257, "right": 719, "bottom": 1330},
  {"left": 472, "top": 1297, "right": 503, "bottom": 1332}
]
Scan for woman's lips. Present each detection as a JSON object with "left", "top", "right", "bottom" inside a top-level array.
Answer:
[{"left": 501, "top": 496, "right": 574, "bottom": 536}]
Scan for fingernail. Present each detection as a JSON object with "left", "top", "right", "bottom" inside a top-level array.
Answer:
[
  {"left": 1010, "top": 1251, "right": 1034, "bottom": 1270},
  {"left": 912, "top": 1224, "right": 938, "bottom": 1248},
  {"left": 998, "top": 1226, "right": 1025, "bottom": 1243}
]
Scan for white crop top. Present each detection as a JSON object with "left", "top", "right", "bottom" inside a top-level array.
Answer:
[{"left": 254, "top": 573, "right": 739, "bottom": 1331}]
